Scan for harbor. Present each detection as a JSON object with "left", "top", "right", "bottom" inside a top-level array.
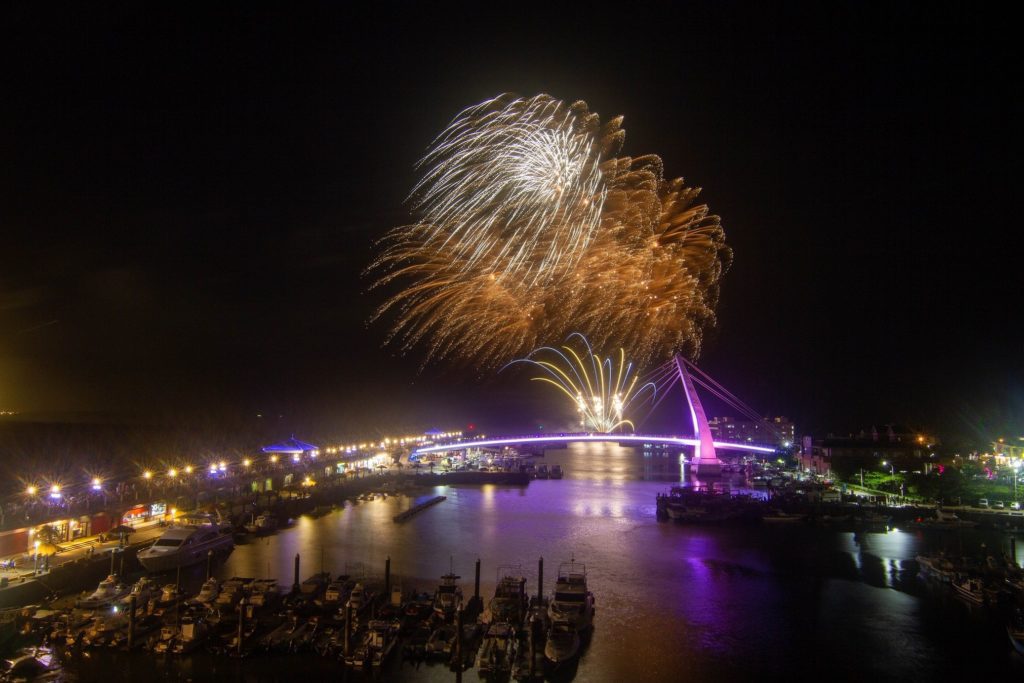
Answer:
[{"left": 3, "top": 443, "right": 1024, "bottom": 681}]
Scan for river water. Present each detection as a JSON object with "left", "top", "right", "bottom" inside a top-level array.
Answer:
[{"left": 62, "top": 443, "right": 1024, "bottom": 681}]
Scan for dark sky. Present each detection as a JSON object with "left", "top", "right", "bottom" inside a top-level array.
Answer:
[{"left": 2, "top": 2, "right": 1021, "bottom": 443}]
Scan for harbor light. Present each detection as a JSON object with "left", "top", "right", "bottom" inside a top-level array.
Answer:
[
  {"left": 91, "top": 477, "right": 102, "bottom": 491},
  {"left": 243, "top": 458, "right": 251, "bottom": 467},
  {"left": 292, "top": 453, "right": 301, "bottom": 463},
  {"left": 143, "top": 470, "right": 152, "bottom": 480},
  {"left": 168, "top": 468, "right": 177, "bottom": 478},
  {"left": 218, "top": 461, "right": 226, "bottom": 471},
  {"left": 270, "top": 454, "right": 279, "bottom": 464},
  {"left": 26, "top": 485, "right": 37, "bottom": 496},
  {"left": 49, "top": 484, "right": 61, "bottom": 499},
  {"left": 184, "top": 465, "right": 194, "bottom": 474},
  {"left": 209, "top": 464, "right": 217, "bottom": 474}
]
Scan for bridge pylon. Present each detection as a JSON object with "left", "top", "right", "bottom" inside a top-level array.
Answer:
[{"left": 675, "top": 355, "right": 721, "bottom": 476}]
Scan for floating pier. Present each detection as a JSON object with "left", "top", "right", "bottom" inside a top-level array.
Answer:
[{"left": 392, "top": 495, "right": 447, "bottom": 523}]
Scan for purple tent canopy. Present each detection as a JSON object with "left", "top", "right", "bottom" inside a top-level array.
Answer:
[{"left": 261, "top": 435, "right": 319, "bottom": 454}]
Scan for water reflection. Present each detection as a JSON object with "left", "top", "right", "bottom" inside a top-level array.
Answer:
[{"left": 61, "top": 443, "right": 1024, "bottom": 682}]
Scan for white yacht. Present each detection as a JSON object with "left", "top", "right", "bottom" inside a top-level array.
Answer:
[
  {"left": 137, "top": 515, "right": 234, "bottom": 573},
  {"left": 77, "top": 575, "right": 131, "bottom": 609},
  {"left": 189, "top": 577, "right": 220, "bottom": 607},
  {"left": 547, "top": 560, "right": 594, "bottom": 632}
]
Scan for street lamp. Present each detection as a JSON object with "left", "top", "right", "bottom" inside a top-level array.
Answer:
[{"left": 26, "top": 484, "right": 37, "bottom": 496}]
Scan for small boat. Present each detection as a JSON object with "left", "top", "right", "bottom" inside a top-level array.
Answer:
[
  {"left": 300, "top": 572, "right": 331, "bottom": 600},
  {"left": 249, "top": 579, "right": 280, "bottom": 608},
  {"left": 481, "top": 567, "right": 529, "bottom": 626},
  {"left": 1008, "top": 608, "right": 1024, "bottom": 655},
  {"left": 244, "top": 513, "right": 279, "bottom": 535},
  {"left": 476, "top": 621, "right": 515, "bottom": 677},
  {"left": 916, "top": 554, "right": 958, "bottom": 583},
  {"left": 952, "top": 576, "right": 986, "bottom": 604},
  {"left": 156, "top": 583, "right": 188, "bottom": 607},
  {"left": 425, "top": 623, "right": 458, "bottom": 659},
  {"left": 432, "top": 572, "right": 463, "bottom": 623},
  {"left": 910, "top": 509, "right": 979, "bottom": 530},
  {"left": 761, "top": 510, "right": 805, "bottom": 523},
  {"left": 368, "top": 619, "right": 400, "bottom": 671},
  {"left": 189, "top": 577, "right": 220, "bottom": 607},
  {"left": 549, "top": 464, "right": 564, "bottom": 479},
  {"left": 857, "top": 511, "right": 892, "bottom": 526},
  {"left": 318, "top": 575, "right": 353, "bottom": 607},
  {"left": 544, "top": 620, "right": 580, "bottom": 665},
  {"left": 77, "top": 575, "right": 130, "bottom": 609},
  {"left": 215, "top": 577, "right": 252, "bottom": 608},
  {"left": 172, "top": 615, "right": 209, "bottom": 654},
  {"left": 121, "top": 576, "right": 160, "bottom": 607}
]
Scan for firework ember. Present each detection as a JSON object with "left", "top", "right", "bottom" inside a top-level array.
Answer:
[{"left": 368, "top": 93, "right": 731, "bottom": 367}]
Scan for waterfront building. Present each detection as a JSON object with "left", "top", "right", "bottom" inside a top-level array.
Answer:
[{"left": 707, "top": 416, "right": 795, "bottom": 447}]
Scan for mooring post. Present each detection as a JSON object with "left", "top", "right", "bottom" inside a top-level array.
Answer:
[
  {"left": 385, "top": 556, "right": 391, "bottom": 598},
  {"left": 537, "top": 556, "right": 544, "bottom": 604},
  {"left": 455, "top": 607, "right": 464, "bottom": 682},
  {"left": 528, "top": 612, "right": 536, "bottom": 677},
  {"left": 474, "top": 558, "right": 481, "bottom": 599},
  {"left": 237, "top": 597, "right": 246, "bottom": 657},
  {"left": 293, "top": 553, "right": 301, "bottom": 593},
  {"left": 344, "top": 604, "right": 352, "bottom": 659},
  {"left": 128, "top": 595, "right": 136, "bottom": 650}
]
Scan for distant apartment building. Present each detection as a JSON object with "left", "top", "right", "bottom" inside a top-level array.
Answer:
[
  {"left": 799, "top": 424, "right": 938, "bottom": 475},
  {"left": 708, "top": 416, "right": 795, "bottom": 447}
]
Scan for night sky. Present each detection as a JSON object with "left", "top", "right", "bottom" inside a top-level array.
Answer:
[{"left": 2, "top": 3, "right": 1021, "bottom": 443}]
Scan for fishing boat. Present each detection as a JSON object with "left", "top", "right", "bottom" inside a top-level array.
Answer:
[
  {"left": 547, "top": 560, "right": 594, "bottom": 632},
  {"left": 432, "top": 572, "right": 463, "bottom": 623},
  {"left": 137, "top": 515, "right": 234, "bottom": 573},
  {"left": 481, "top": 568, "right": 529, "bottom": 626}
]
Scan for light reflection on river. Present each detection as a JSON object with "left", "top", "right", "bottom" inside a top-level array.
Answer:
[{"left": 66, "top": 444, "right": 1024, "bottom": 681}]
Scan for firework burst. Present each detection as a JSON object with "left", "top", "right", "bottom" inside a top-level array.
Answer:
[
  {"left": 368, "top": 93, "right": 731, "bottom": 368},
  {"left": 505, "top": 334, "right": 656, "bottom": 433}
]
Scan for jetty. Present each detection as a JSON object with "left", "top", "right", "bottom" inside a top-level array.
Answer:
[{"left": 393, "top": 496, "right": 446, "bottom": 523}]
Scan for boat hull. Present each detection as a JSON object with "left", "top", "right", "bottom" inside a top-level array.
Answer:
[{"left": 138, "top": 535, "right": 234, "bottom": 573}]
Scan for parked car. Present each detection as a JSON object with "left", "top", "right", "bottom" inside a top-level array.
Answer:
[
  {"left": 1011, "top": 501, "right": 1022, "bottom": 511},
  {"left": 993, "top": 501, "right": 1005, "bottom": 510},
  {"left": 977, "top": 498, "right": 989, "bottom": 508}
]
